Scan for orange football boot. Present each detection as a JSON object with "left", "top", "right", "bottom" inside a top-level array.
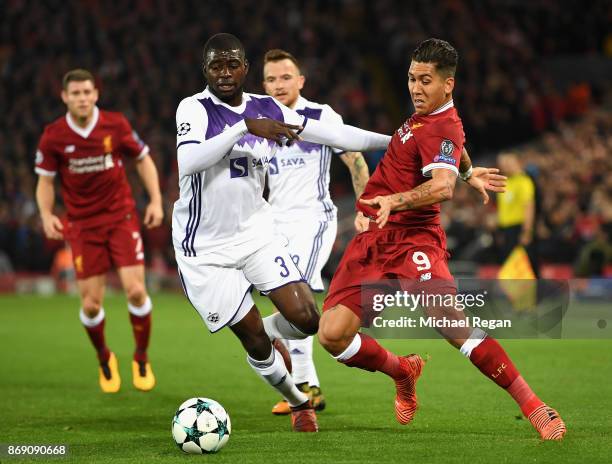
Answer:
[
  {"left": 394, "top": 354, "right": 426, "bottom": 425},
  {"left": 132, "top": 360, "right": 156, "bottom": 392},
  {"left": 527, "top": 404, "right": 567, "bottom": 440},
  {"left": 99, "top": 352, "right": 121, "bottom": 393}
]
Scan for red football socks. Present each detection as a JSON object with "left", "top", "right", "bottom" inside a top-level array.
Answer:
[
  {"left": 83, "top": 318, "right": 110, "bottom": 363},
  {"left": 469, "top": 336, "right": 542, "bottom": 416},
  {"left": 129, "top": 312, "right": 151, "bottom": 363},
  {"left": 341, "top": 334, "right": 403, "bottom": 379}
]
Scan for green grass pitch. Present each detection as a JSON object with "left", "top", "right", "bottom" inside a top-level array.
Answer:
[{"left": 1, "top": 292, "right": 611, "bottom": 463}]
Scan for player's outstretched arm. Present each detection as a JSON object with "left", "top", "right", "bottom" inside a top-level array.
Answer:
[
  {"left": 177, "top": 117, "right": 301, "bottom": 177},
  {"left": 36, "top": 175, "right": 64, "bottom": 240},
  {"left": 135, "top": 155, "right": 164, "bottom": 228},
  {"left": 360, "top": 168, "right": 457, "bottom": 228},
  {"left": 300, "top": 119, "right": 391, "bottom": 152}
]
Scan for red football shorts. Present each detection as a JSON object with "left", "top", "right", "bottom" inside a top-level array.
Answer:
[
  {"left": 323, "top": 222, "right": 456, "bottom": 319},
  {"left": 65, "top": 212, "right": 145, "bottom": 279}
]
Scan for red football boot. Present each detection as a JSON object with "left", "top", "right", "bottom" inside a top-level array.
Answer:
[{"left": 394, "top": 354, "right": 426, "bottom": 425}]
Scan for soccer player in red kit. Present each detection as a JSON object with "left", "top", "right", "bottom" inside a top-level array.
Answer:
[
  {"left": 318, "top": 39, "right": 566, "bottom": 440},
  {"left": 35, "top": 69, "right": 163, "bottom": 393}
]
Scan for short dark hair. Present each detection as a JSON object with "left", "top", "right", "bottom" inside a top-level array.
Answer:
[
  {"left": 411, "top": 39, "right": 458, "bottom": 77},
  {"left": 263, "top": 49, "right": 301, "bottom": 73},
  {"left": 203, "top": 33, "right": 245, "bottom": 63},
  {"left": 62, "top": 69, "right": 95, "bottom": 90}
]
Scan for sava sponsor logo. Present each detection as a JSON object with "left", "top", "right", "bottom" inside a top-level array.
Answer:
[
  {"left": 229, "top": 157, "right": 249, "bottom": 178},
  {"left": 280, "top": 157, "right": 305, "bottom": 168},
  {"left": 68, "top": 154, "right": 115, "bottom": 173},
  {"left": 267, "top": 157, "right": 306, "bottom": 175},
  {"left": 230, "top": 155, "right": 282, "bottom": 178}
]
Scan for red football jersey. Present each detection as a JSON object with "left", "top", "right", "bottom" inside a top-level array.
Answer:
[
  {"left": 35, "top": 107, "right": 149, "bottom": 228},
  {"left": 358, "top": 100, "right": 465, "bottom": 226}
]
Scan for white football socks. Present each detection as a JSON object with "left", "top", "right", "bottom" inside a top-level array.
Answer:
[
  {"left": 288, "top": 336, "right": 320, "bottom": 387},
  {"left": 127, "top": 296, "right": 152, "bottom": 317},
  {"left": 247, "top": 348, "right": 309, "bottom": 407},
  {"left": 79, "top": 307, "right": 105, "bottom": 327},
  {"left": 262, "top": 312, "right": 308, "bottom": 341}
]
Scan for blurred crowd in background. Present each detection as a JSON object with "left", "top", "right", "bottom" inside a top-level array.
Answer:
[{"left": 1, "top": 0, "right": 611, "bottom": 280}]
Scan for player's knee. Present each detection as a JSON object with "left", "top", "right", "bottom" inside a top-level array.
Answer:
[
  {"left": 81, "top": 297, "right": 102, "bottom": 318},
  {"left": 125, "top": 284, "right": 146, "bottom": 306},
  {"left": 292, "top": 301, "right": 319, "bottom": 335},
  {"left": 318, "top": 314, "right": 351, "bottom": 354}
]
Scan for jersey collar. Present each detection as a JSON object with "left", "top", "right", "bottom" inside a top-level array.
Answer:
[
  {"left": 293, "top": 95, "right": 309, "bottom": 111},
  {"left": 66, "top": 106, "right": 100, "bottom": 139},
  {"left": 204, "top": 86, "right": 250, "bottom": 113},
  {"left": 430, "top": 99, "right": 454, "bottom": 115}
]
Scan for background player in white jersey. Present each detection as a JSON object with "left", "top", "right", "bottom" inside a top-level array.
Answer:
[
  {"left": 262, "top": 49, "right": 370, "bottom": 415},
  {"left": 172, "top": 33, "right": 391, "bottom": 432}
]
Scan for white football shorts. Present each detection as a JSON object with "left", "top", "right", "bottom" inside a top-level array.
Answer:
[
  {"left": 274, "top": 216, "right": 337, "bottom": 292},
  {"left": 175, "top": 235, "right": 304, "bottom": 333}
]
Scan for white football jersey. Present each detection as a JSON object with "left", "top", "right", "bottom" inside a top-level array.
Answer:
[
  {"left": 172, "top": 88, "right": 303, "bottom": 258},
  {"left": 267, "top": 96, "right": 343, "bottom": 222}
]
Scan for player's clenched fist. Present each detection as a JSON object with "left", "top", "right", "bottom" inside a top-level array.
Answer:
[
  {"left": 245, "top": 118, "right": 302, "bottom": 146},
  {"left": 40, "top": 213, "right": 64, "bottom": 240},
  {"left": 359, "top": 195, "right": 394, "bottom": 229}
]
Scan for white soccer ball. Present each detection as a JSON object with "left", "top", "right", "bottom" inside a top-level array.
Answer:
[{"left": 171, "top": 397, "right": 231, "bottom": 454}]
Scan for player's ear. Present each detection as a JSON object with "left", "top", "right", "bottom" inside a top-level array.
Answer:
[
  {"left": 92, "top": 87, "right": 99, "bottom": 104},
  {"left": 297, "top": 74, "right": 305, "bottom": 91},
  {"left": 61, "top": 90, "right": 68, "bottom": 105},
  {"left": 444, "top": 76, "right": 455, "bottom": 95},
  {"left": 244, "top": 58, "right": 249, "bottom": 75}
]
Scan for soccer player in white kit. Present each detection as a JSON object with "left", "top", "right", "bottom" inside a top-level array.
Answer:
[
  {"left": 172, "top": 33, "right": 391, "bottom": 432},
  {"left": 262, "top": 49, "right": 371, "bottom": 415}
]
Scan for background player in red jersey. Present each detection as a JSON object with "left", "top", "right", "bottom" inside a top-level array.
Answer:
[
  {"left": 34, "top": 69, "right": 163, "bottom": 393},
  {"left": 318, "top": 39, "right": 567, "bottom": 440}
]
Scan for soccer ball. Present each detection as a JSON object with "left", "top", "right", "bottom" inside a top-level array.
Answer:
[{"left": 171, "top": 397, "right": 231, "bottom": 454}]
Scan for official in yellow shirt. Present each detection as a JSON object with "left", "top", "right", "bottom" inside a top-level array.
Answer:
[{"left": 497, "top": 153, "right": 537, "bottom": 273}]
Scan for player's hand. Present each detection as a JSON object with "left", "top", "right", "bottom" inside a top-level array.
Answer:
[
  {"left": 143, "top": 201, "right": 164, "bottom": 229},
  {"left": 520, "top": 228, "right": 533, "bottom": 246},
  {"left": 359, "top": 195, "right": 394, "bottom": 229},
  {"left": 466, "top": 167, "right": 507, "bottom": 204},
  {"left": 354, "top": 211, "right": 370, "bottom": 233},
  {"left": 245, "top": 118, "right": 303, "bottom": 146},
  {"left": 40, "top": 213, "right": 64, "bottom": 240}
]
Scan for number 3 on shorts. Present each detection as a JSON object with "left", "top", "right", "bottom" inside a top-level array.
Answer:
[
  {"left": 412, "top": 251, "right": 431, "bottom": 271},
  {"left": 275, "top": 256, "right": 290, "bottom": 278}
]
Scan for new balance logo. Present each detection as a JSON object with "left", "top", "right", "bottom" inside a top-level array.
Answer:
[{"left": 64, "top": 145, "right": 76, "bottom": 153}]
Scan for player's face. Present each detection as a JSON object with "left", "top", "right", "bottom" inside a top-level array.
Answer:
[
  {"left": 408, "top": 61, "right": 454, "bottom": 115},
  {"left": 204, "top": 48, "right": 248, "bottom": 105},
  {"left": 262, "top": 59, "right": 304, "bottom": 108},
  {"left": 61, "top": 80, "right": 98, "bottom": 121}
]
